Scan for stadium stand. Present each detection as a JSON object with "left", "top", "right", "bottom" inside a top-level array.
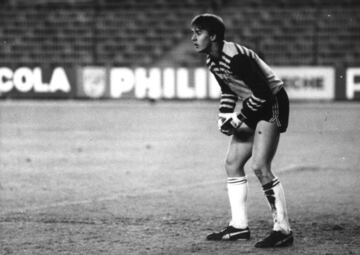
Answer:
[{"left": 0, "top": 0, "right": 359, "bottom": 67}]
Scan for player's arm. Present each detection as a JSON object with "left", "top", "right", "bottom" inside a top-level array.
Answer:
[
  {"left": 214, "top": 75, "right": 238, "bottom": 114},
  {"left": 231, "top": 54, "right": 273, "bottom": 121},
  {"left": 213, "top": 74, "right": 241, "bottom": 135}
]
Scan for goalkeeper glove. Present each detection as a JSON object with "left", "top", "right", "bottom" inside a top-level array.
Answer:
[{"left": 217, "top": 112, "right": 244, "bottom": 136}]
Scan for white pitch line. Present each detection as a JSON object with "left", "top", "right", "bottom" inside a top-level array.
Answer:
[{"left": 1, "top": 164, "right": 313, "bottom": 215}]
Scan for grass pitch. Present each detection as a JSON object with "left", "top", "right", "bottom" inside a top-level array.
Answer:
[{"left": 1, "top": 100, "right": 359, "bottom": 254}]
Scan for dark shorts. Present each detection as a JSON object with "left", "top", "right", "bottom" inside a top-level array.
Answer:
[{"left": 243, "top": 88, "right": 289, "bottom": 133}]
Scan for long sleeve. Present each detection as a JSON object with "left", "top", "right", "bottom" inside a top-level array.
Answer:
[
  {"left": 231, "top": 54, "right": 274, "bottom": 120},
  {"left": 213, "top": 73, "right": 238, "bottom": 113}
]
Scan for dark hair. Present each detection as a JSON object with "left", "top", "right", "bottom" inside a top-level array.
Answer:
[{"left": 191, "top": 13, "right": 225, "bottom": 42}]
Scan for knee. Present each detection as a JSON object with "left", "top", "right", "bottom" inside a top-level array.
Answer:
[
  {"left": 225, "top": 157, "right": 245, "bottom": 176},
  {"left": 251, "top": 161, "right": 265, "bottom": 173},
  {"left": 251, "top": 161, "right": 271, "bottom": 180}
]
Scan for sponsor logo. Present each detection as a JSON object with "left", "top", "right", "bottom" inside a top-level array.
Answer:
[
  {"left": 222, "top": 230, "right": 249, "bottom": 240},
  {"left": 274, "top": 234, "right": 293, "bottom": 246},
  {"left": 81, "top": 67, "right": 106, "bottom": 98},
  {"left": 274, "top": 67, "right": 335, "bottom": 100},
  {"left": 0, "top": 67, "right": 71, "bottom": 94},
  {"left": 346, "top": 68, "right": 360, "bottom": 99}
]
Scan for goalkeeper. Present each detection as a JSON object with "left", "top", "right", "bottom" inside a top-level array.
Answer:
[{"left": 190, "top": 14, "right": 293, "bottom": 248}]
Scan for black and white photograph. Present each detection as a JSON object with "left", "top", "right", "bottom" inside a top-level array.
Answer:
[{"left": 1, "top": 0, "right": 359, "bottom": 254}]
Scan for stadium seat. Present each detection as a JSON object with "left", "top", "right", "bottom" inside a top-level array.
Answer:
[{"left": 0, "top": 0, "right": 359, "bottom": 67}]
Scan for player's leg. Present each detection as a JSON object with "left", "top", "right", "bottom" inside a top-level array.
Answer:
[
  {"left": 226, "top": 125, "right": 253, "bottom": 229},
  {"left": 251, "top": 120, "right": 293, "bottom": 247},
  {"left": 207, "top": 125, "right": 253, "bottom": 241},
  {"left": 225, "top": 125, "right": 254, "bottom": 177},
  {"left": 251, "top": 120, "right": 279, "bottom": 185}
]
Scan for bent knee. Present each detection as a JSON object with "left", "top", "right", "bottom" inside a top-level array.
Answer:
[
  {"left": 251, "top": 162, "right": 270, "bottom": 176},
  {"left": 251, "top": 161, "right": 266, "bottom": 171},
  {"left": 225, "top": 157, "right": 246, "bottom": 176}
]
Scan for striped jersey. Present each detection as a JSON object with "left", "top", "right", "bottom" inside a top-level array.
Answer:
[{"left": 206, "top": 41, "right": 283, "bottom": 120}]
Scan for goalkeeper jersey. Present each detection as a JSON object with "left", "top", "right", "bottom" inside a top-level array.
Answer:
[{"left": 206, "top": 40, "right": 283, "bottom": 120}]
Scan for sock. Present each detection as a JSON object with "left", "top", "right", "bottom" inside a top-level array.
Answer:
[
  {"left": 262, "top": 177, "right": 291, "bottom": 234},
  {"left": 227, "top": 176, "right": 248, "bottom": 229}
]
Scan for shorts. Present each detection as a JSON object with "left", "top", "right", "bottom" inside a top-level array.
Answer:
[{"left": 243, "top": 87, "right": 289, "bottom": 133}]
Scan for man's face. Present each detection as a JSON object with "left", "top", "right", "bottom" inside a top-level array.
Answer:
[{"left": 191, "top": 26, "right": 212, "bottom": 53}]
